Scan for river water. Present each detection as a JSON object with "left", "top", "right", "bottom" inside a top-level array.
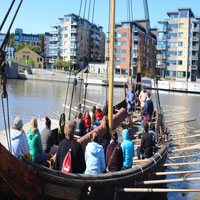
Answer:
[{"left": 1, "top": 79, "right": 200, "bottom": 200}]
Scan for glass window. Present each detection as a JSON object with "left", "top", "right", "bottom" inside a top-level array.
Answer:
[
  {"left": 168, "top": 33, "right": 177, "bottom": 39},
  {"left": 64, "top": 34, "right": 68, "bottom": 38},
  {"left": 116, "top": 33, "right": 121, "bottom": 38},
  {"left": 122, "top": 49, "right": 126, "bottom": 54},
  {"left": 178, "top": 51, "right": 183, "bottom": 56},
  {"left": 169, "top": 14, "right": 178, "bottom": 20},
  {"left": 121, "top": 58, "right": 126, "bottom": 63},
  {"left": 122, "top": 23, "right": 130, "bottom": 28},
  {"left": 114, "top": 49, "right": 120, "bottom": 54},
  {"left": 178, "top": 42, "right": 183, "bottom": 47},
  {"left": 168, "top": 24, "right": 178, "bottom": 29},
  {"left": 178, "top": 60, "right": 182, "bottom": 65},
  {"left": 179, "top": 10, "right": 189, "bottom": 18},
  {"left": 179, "top": 23, "right": 184, "bottom": 28},
  {"left": 177, "top": 71, "right": 186, "bottom": 78},
  {"left": 122, "top": 41, "right": 127, "bottom": 46},
  {"left": 122, "top": 33, "right": 127, "bottom": 37},
  {"left": 115, "top": 41, "right": 121, "bottom": 46},
  {"left": 60, "top": 19, "right": 64, "bottom": 24},
  {"left": 114, "top": 57, "right": 120, "bottom": 62},
  {"left": 64, "top": 49, "right": 67, "bottom": 53},
  {"left": 65, "top": 27, "right": 68, "bottom": 30},
  {"left": 167, "top": 51, "right": 177, "bottom": 57},
  {"left": 179, "top": 32, "right": 183, "bottom": 38},
  {"left": 64, "top": 41, "right": 68, "bottom": 46},
  {"left": 65, "top": 16, "right": 70, "bottom": 22}
]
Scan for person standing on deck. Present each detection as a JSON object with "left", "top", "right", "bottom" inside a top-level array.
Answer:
[
  {"left": 126, "top": 86, "right": 136, "bottom": 121},
  {"left": 103, "top": 100, "right": 108, "bottom": 117},
  {"left": 139, "top": 86, "right": 147, "bottom": 110},
  {"left": 27, "top": 118, "right": 48, "bottom": 166},
  {"left": 137, "top": 123, "right": 154, "bottom": 159},
  {"left": 121, "top": 125, "right": 135, "bottom": 169},
  {"left": 106, "top": 130, "right": 123, "bottom": 172},
  {"left": 54, "top": 121, "right": 86, "bottom": 173},
  {"left": 41, "top": 116, "right": 57, "bottom": 157},
  {"left": 85, "top": 132, "right": 106, "bottom": 174},
  {"left": 11, "top": 117, "right": 29, "bottom": 158},
  {"left": 144, "top": 92, "right": 154, "bottom": 122}
]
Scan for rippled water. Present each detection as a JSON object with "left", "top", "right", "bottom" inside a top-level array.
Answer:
[{"left": 1, "top": 79, "right": 200, "bottom": 200}]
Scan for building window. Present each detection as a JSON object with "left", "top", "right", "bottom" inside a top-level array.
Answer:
[
  {"left": 65, "top": 16, "right": 70, "bottom": 22},
  {"left": 37, "top": 57, "right": 39, "bottom": 62},
  {"left": 116, "top": 33, "right": 121, "bottom": 38},
  {"left": 179, "top": 10, "right": 189, "bottom": 18},
  {"left": 167, "top": 60, "right": 176, "bottom": 65},
  {"left": 40, "top": 58, "right": 42, "bottom": 61},
  {"left": 114, "top": 57, "right": 120, "bottom": 62},
  {"left": 122, "top": 33, "right": 127, "bottom": 37},
  {"left": 177, "top": 71, "right": 186, "bottom": 78},
  {"left": 167, "top": 51, "right": 177, "bottom": 57},
  {"left": 60, "top": 19, "right": 64, "bottom": 24},
  {"left": 168, "top": 24, "right": 178, "bottom": 29},
  {"left": 178, "top": 51, "right": 183, "bottom": 56},
  {"left": 122, "top": 23, "right": 130, "bottom": 28},
  {"left": 178, "top": 42, "right": 183, "bottom": 47},
  {"left": 114, "top": 49, "right": 120, "bottom": 54},
  {"left": 121, "top": 58, "right": 126, "bottom": 63},
  {"left": 64, "top": 42, "right": 68, "bottom": 46},
  {"left": 122, "top": 41, "right": 127, "bottom": 46},
  {"left": 65, "top": 27, "right": 68, "bottom": 30},
  {"left": 179, "top": 23, "right": 184, "bottom": 28},
  {"left": 168, "top": 33, "right": 177, "bottom": 39},
  {"left": 64, "top": 34, "right": 68, "bottom": 38},
  {"left": 178, "top": 60, "right": 182, "bottom": 65},
  {"left": 115, "top": 41, "right": 121, "bottom": 46},
  {"left": 64, "top": 49, "right": 68, "bottom": 53},
  {"left": 167, "top": 42, "right": 177, "bottom": 47},
  {"left": 169, "top": 14, "right": 178, "bottom": 20},
  {"left": 122, "top": 49, "right": 126, "bottom": 54},
  {"left": 179, "top": 32, "right": 183, "bottom": 38}
]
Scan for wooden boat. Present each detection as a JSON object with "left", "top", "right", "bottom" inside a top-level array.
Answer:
[
  {"left": 0, "top": 99, "right": 168, "bottom": 200},
  {"left": 0, "top": 1, "right": 169, "bottom": 199}
]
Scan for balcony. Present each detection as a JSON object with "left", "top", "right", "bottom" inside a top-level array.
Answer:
[
  {"left": 191, "top": 65, "right": 198, "bottom": 70},
  {"left": 71, "top": 22, "right": 77, "bottom": 26},
  {"left": 192, "top": 46, "right": 199, "bottom": 51},
  {"left": 192, "top": 28, "right": 199, "bottom": 32},
  {"left": 71, "top": 28, "right": 77, "bottom": 33},
  {"left": 192, "top": 36, "right": 199, "bottom": 41},
  {"left": 156, "top": 54, "right": 166, "bottom": 59},
  {"left": 132, "top": 53, "right": 138, "bottom": 58},
  {"left": 192, "top": 56, "right": 198, "bottom": 60},
  {"left": 50, "top": 31, "right": 58, "bottom": 35},
  {"left": 156, "top": 64, "right": 166, "bottom": 68},
  {"left": 157, "top": 45, "right": 167, "bottom": 50},
  {"left": 50, "top": 37, "right": 58, "bottom": 41},
  {"left": 133, "top": 36, "right": 139, "bottom": 41}
]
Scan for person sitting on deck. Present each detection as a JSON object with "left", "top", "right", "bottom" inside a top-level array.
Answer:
[
  {"left": 144, "top": 92, "right": 154, "bottom": 122},
  {"left": 83, "top": 110, "right": 91, "bottom": 134},
  {"left": 106, "top": 130, "right": 123, "bottom": 172},
  {"left": 74, "top": 111, "right": 85, "bottom": 137},
  {"left": 11, "top": 117, "right": 29, "bottom": 158},
  {"left": 27, "top": 118, "right": 48, "bottom": 166},
  {"left": 85, "top": 132, "right": 106, "bottom": 174},
  {"left": 41, "top": 116, "right": 57, "bottom": 157},
  {"left": 54, "top": 121, "right": 86, "bottom": 173},
  {"left": 121, "top": 125, "right": 135, "bottom": 169},
  {"left": 90, "top": 106, "right": 96, "bottom": 128},
  {"left": 126, "top": 85, "right": 136, "bottom": 122},
  {"left": 137, "top": 123, "right": 155, "bottom": 160},
  {"left": 139, "top": 86, "right": 147, "bottom": 110}
]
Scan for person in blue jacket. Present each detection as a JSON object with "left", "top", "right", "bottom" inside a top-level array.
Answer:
[
  {"left": 144, "top": 92, "right": 154, "bottom": 122},
  {"left": 121, "top": 126, "right": 135, "bottom": 169},
  {"left": 85, "top": 132, "right": 105, "bottom": 174},
  {"left": 126, "top": 85, "right": 136, "bottom": 121}
]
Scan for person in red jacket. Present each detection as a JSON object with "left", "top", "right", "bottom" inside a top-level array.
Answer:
[
  {"left": 95, "top": 104, "right": 103, "bottom": 126},
  {"left": 83, "top": 110, "right": 91, "bottom": 134}
]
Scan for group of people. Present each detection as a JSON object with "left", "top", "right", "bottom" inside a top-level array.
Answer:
[
  {"left": 74, "top": 102, "right": 108, "bottom": 138},
  {"left": 11, "top": 116, "right": 57, "bottom": 166},
  {"left": 55, "top": 121, "right": 135, "bottom": 174},
  {"left": 126, "top": 83, "right": 157, "bottom": 160}
]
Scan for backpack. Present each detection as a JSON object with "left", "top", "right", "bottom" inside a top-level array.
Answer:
[{"left": 62, "top": 149, "right": 72, "bottom": 173}]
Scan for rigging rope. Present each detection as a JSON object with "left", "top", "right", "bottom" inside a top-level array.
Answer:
[
  {"left": 130, "top": 0, "right": 133, "bottom": 21},
  {"left": 91, "top": 0, "right": 95, "bottom": 23},
  {"left": 88, "top": 0, "right": 92, "bottom": 21},
  {"left": 79, "top": 0, "right": 83, "bottom": 17}
]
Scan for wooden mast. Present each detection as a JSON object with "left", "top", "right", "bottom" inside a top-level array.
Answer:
[
  {"left": 135, "top": 40, "right": 142, "bottom": 92},
  {"left": 108, "top": 0, "right": 115, "bottom": 133}
]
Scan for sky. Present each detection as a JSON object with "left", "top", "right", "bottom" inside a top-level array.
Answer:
[{"left": 0, "top": 0, "right": 200, "bottom": 35}]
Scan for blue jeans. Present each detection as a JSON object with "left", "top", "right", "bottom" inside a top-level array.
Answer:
[
  {"left": 137, "top": 148, "right": 145, "bottom": 160},
  {"left": 33, "top": 153, "right": 48, "bottom": 166}
]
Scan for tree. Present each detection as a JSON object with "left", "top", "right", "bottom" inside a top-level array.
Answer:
[
  {"left": 54, "top": 60, "right": 73, "bottom": 71},
  {"left": 14, "top": 42, "right": 41, "bottom": 53}
]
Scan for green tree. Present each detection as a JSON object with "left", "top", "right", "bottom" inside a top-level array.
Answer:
[
  {"left": 14, "top": 43, "right": 25, "bottom": 51},
  {"left": 54, "top": 60, "right": 73, "bottom": 70}
]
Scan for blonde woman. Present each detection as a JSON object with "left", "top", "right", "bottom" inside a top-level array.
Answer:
[{"left": 27, "top": 118, "right": 48, "bottom": 165}]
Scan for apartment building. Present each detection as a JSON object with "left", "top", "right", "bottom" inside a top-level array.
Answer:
[
  {"left": 114, "top": 21, "right": 157, "bottom": 76},
  {"left": 157, "top": 8, "right": 200, "bottom": 81},
  {"left": 14, "top": 28, "right": 40, "bottom": 47},
  {"left": 49, "top": 13, "right": 105, "bottom": 69}
]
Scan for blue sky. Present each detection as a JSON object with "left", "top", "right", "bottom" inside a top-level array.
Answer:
[{"left": 0, "top": 0, "right": 200, "bottom": 35}]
